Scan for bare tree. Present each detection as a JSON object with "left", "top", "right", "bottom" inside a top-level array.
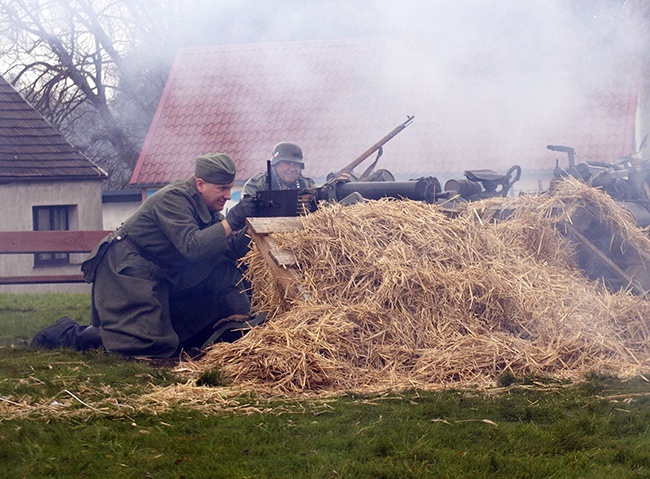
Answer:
[{"left": 0, "top": 0, "right": 178, "bottom": 189}]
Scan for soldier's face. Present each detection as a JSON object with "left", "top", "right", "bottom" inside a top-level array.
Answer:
[
  {"left": 275, "top": 161, "right": 302, "bottom": 185},
  {"left": 196, "top": 178, "right": 234, "bottom": 211}
]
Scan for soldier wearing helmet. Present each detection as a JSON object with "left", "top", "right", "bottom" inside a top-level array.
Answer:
[{"left": 242, "top": 142, "right": 316, "bottom": 197}]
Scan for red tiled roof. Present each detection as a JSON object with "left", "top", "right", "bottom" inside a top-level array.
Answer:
[
  {"left": 132, "top": 36, "right": 638, "bottom": 187},
  {"left": 0, "top": 76, "right": 107, "bottom": 183}
]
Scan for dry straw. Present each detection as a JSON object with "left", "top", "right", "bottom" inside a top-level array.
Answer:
[
  {"left": 196, "top": 178, "right": 650, "bottom": 395},
  {"left": 7, "top": 179, "right": 650, "bottom": 419}
]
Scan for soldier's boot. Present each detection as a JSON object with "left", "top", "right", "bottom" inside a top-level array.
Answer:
[
  {"left": 74, "top": 325, "right": 103, "bottom": 351},
  {"left": 30, "top": 317, "right": 103, "bottom": 351},
  {"left": 30, "top": 316, "right": 79, "bottom": 349},
  {"left": 199, "top": 287, "right": 260, "bottom": 344}
]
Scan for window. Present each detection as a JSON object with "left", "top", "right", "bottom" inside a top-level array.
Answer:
[{"left": 33, "top": 205, "right": 70, "bottom": 266}]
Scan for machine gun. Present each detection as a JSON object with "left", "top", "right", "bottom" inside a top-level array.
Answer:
[
  {"left": 252, "top": 116, "right": 446, "bottom": 217},
  {"left": 547, "top": 139, "right": 650, "bottom": 226},
  {"left": 443, "top": 165, "right": 522, "bottom": 201},
  {"left": 252, "top": 176, "right": 443, "bottom": 217}
]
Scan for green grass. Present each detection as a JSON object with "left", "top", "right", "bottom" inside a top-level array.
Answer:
[
  {"left": 0, "top": 292, "right": 90, "bottom": 347},
  {"left": 1, "top": 293, "right": 649, "bottom": 478}
]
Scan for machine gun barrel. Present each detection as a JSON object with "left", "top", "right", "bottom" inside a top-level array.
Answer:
[{"left": 332, "top": 178, "right": 438, "bottom": 204}]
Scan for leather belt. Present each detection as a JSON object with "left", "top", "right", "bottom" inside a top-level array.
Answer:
[{"left": 116, "top": 233, "right": 159, "bottom": 265}]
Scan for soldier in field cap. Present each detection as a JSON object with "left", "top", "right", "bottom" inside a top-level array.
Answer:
[
  {"left": 31, "top": 153, "right": 262, "bottom": 358},
  {"left": 194, "top": 152, "right": 236, "bottom": 184}
]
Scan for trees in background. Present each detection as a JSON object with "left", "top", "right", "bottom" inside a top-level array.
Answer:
[
  {"left": 0, "top": 0, "right": 181, "bottom": 189},
  {"left": 0, "top": 0, "right": 648, "bottom": 189}
]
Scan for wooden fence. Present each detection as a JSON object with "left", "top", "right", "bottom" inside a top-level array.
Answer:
[{"left": 0, "top": 230, "right": 110, "bottom": 284}]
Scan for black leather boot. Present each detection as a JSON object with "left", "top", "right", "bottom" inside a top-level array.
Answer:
[
  {"left": 30, "top": 318, "right": 103, "bottom": 351},
  {"left": 74, "top": 325, "right": 103, "bottom": 351},
  {"left": 30, "top": 317, "right": 79, "bottom": 349}
]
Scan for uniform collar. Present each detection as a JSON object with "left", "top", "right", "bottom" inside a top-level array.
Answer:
[
  {"left": 271, "top": 167, "right": 301, "bottom": 190},
  {"left": 185, "top": 177, "right": 214, "bottom": 224}
]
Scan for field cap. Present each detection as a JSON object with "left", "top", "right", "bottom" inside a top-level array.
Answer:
[{"left": 195, "top": 153, "right": 236, "bottom": 184}]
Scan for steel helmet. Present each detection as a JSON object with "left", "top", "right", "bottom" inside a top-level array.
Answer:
[{"left": 271, "top": 142, "right": 304, "bottom": 167}]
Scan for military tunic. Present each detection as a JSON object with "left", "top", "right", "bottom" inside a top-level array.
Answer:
[
  {"left": 241, "top": 168, "right": 315, "bottom": 197},
  {"left": 83, "top": 177, "right": 250, "bottom": 357}
]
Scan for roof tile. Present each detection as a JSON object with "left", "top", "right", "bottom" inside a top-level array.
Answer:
[
  {"left": 132, "top": 37, "right": 638, "bottom": 187},
  {"left": 0, "top": 76, "right": 107, "bottom": 182}
]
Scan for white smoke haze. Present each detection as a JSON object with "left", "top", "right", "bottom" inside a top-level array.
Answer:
[{"left": 145, "top": 0, "right": 650, "bottom": 185}]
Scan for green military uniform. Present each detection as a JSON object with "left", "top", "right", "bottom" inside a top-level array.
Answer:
[
  {"left": 242, "top": 142, "right": 315, "bottom": 197},
  {"left": 30, "top": 153, "right": 258, "bottom": 358},
  {"left": 241, "top": 169, "right": 315, "bottom": 197},
  {"left": 82, "top": 177, "right": 249, "bottom": 358}
]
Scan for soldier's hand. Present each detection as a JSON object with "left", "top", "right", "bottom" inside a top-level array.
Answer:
[
  {"left": 226, "top": 196, "right": 257, "bottom": 231},
  {"left": 228, "top": 227, "right": 252, "bottom": 258}
]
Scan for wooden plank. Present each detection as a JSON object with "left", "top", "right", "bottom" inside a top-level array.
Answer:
[
  {"left": 246, "top": 216, "right": 306, "bottom": 300},
  {"left": 0, "top": 230, "right": 110, "bottom": 253},
  {"left": 247, "top": 216, "right": 303, "bottom": 235},
  {"left": 624, "top": 263, "right": 650, "bottom": 293},
  {"left": 0, "top": 230, "right": 110, "bottom": 285},
  {"left": 265, "top": 236, "right": 297, "bottom": 268},
  {"left": 564, "top": 223, "right": 647, "bottom": 295}
]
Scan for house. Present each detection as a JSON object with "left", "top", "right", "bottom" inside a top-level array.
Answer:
[
  {"left": 131, "top": 36, "right": 644, "bottom": 197},
  {"left": 0, "top": 75, "right": 107, "bottom": 293},
  {"left": 101, "top": 189, "right": 142, "bottom": 231}
]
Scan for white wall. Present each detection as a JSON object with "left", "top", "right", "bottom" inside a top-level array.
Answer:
[
  {"left": 0, "top": 180, "right": 103, "bottom": 293},
  {"left": 102, "top": 201, "right": 141, "bottom": 230}
]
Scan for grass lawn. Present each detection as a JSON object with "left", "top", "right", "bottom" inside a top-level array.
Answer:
[{"left": 1, "top": 293, "right": 649, "bottom": 478}]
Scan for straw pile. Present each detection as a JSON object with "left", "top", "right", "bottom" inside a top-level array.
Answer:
[{"left": 198, "top": 178, "right": 650, "bottom": 395}]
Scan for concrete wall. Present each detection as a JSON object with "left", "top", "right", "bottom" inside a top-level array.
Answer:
[
  {"left": 102, "top": 201, "right": 141, "bottom": 230},
  {"left": 0, "top": 180, "right": 104, "bottom": 293}
]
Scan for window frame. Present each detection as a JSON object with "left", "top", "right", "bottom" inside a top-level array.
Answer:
[{"left": 32, "top": 205, "right": 71, "bottom": 267}]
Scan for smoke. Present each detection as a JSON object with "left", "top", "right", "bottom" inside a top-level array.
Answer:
[
  {"left": 150, "top": 0, "right": 650, "bottom": 183},
  {"left": 182, "top": 0, "right": 648, "bottom": 66}
]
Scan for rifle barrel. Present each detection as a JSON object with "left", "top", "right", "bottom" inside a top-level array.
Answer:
[{"left": 335, "top": 115, "right": 414, "bottom": 178}]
